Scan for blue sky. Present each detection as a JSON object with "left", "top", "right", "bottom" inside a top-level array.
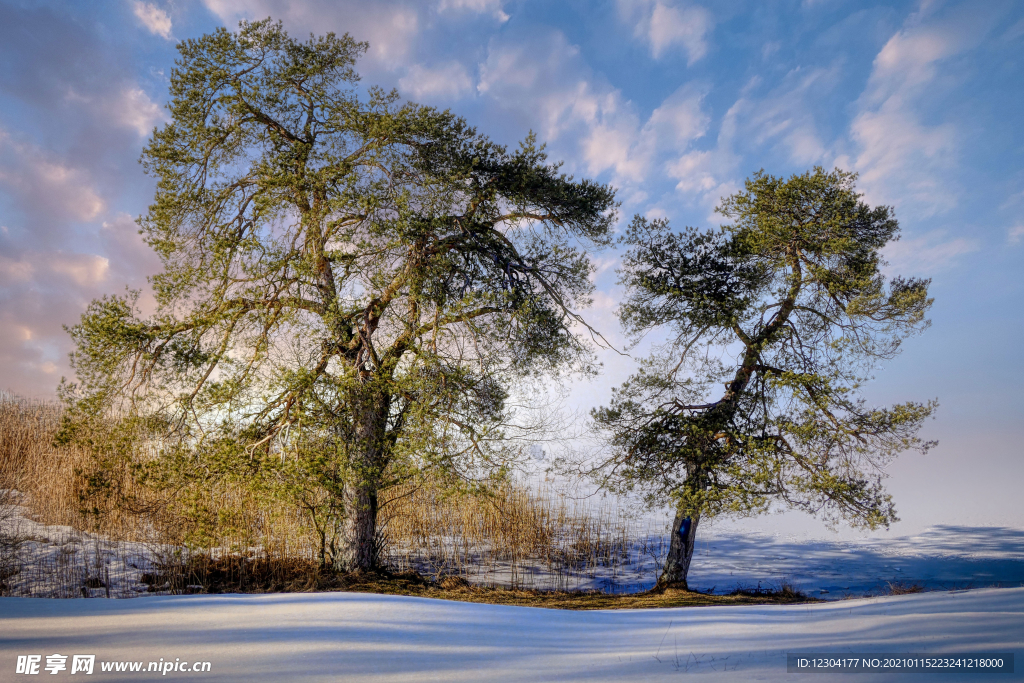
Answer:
[{"left": 0, "top": 0, "right": 1021, "bottom": 534}]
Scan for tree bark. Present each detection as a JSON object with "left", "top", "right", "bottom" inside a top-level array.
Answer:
[
  {"left": 659, "top": 507, "right": 700, "bottom": 588},
  {"left": 336, "top": 388, "right": 389, "bottom": 572},
  {"left": 338, "top": 481, "right": 378, "bottom": 571}
]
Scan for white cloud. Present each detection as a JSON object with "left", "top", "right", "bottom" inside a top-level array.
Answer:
[
  {"left": 0, "top": 221, "right": 160, "bottom": 396},
  {"left": 64, "top": 85, "right": 165, "bottom": 137},
  {"left": 438, "top": 0, "right": 508, "bottom": 22},
  {"left": 48, "top": 253, "right": 111, "bottom": 286},
  {"left": 133, "top": 2, "right": 172, "bottom": 39},
  {"left": 399, "top": 62, "right": 474, "bottom": 101},
  {"left": 667, "top": 150, "right": 717, "bottom": 194},
  {"left": 784, "top": 127, "right": 826, "bottom": 166},
  {"left": 644, "top": 83, "right": 709, "bottom": 147},
  {"left": 589, "top": 290, "right": 620, "bottom": 315},
  {"left": 665, "top": 148, "right": 739, "bottom": 215},
  {"left": 869, "top": 30, "right": 960, "bottom": 101},
  {"left": 478, "top": 31, "right": 632, "bottom": 162},
  {"left": 99, "top": 214, "right": 163, "bottom": 296},
  {"left": 479, "top": 32, "right": 710, "bottom": 191},
  {"left": 202, "top": 0, "right": 420, "bottom": 66},
  {"left": 582, "top": 119, "right": 646, "bottom": 182},
  {"left": 478, "top": 33, "right": 598, "bottom": 142},
  {"left": 844, "top": 4, "right": 1001, "bottom": 213},
  {"left": 842, "top": 103, "right": 956, "bottom": 211},
  {"left": 481, "top": 33, "right": 623, "bottom": 178},
  {"left": 735, "top": 66, "right": 836, "bottom": 167},
  {"left": 617, "top": 0, "right": 713, "bottom": 63},
  {"left": 1008, "top": 225, "right": 1024, "bottom": 245},
  {"left": 0, "top": 129, "right": 105, "bottom": 224},
  {"left": 588, "top": 255, "right": 620, "bottom": 284},
  {"left": 0, "top": 251, "right": 111, "bottom": 288},
  {"left": 621, "top": 189, "right": 649, "bottom": 206},
  {"left": 664, "top": 92, "right": 743, "bottom": 210},
  {"left": 116, "top": 88, "right": 165, "bottom": 137},
  {"left": 649, "top": 3, "right": 713, "bottom": 62},
  {"left": 662, "top": 65, "right": 837, "bottom": 214},
  {"left": 371, "top": 8, "right": 419, "bottom": 64},
  {"left": 882, "top": 231, "right": 979, "bottom": 275}
]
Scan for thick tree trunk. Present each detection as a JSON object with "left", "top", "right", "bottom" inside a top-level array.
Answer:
[
  {"left": 336, "top": 388, "right": 389, "bottom": 572},
  {"left": 659, "top": 508, "right": 701, "bottom": 588},
  {"left": 338, "top": 482, "right": 378, "bottom": 571}
]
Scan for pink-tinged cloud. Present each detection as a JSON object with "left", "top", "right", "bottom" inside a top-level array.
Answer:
[
  {"left": 0, "top": 130, "right": 105, "bottom": 231},
  {"left": 202, "top": 0, "right": 421, "bottom": 67},
  {"left": 133, "top": 2, "right": 173, "bottom": 39}
]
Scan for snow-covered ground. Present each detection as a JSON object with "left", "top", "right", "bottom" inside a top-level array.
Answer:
[
  {"left": 0, "top": 501, "right": 182, "bottom": 599},
  {"left": 684, "top": 525, "right": 1024, "bottom": 597},
  {"left": 435, "top": 524, "right": 1024, "bottom": 596},
  {"left": 3, "top": 500, "right": 1022, "bottom": 680},
  {"left": 2, "top": 588, "right": 1022, "bottom": 681}
]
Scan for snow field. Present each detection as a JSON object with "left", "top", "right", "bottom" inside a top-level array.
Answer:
[{"left": 2, "top": 587, "right": 1022, "bottom": 681}]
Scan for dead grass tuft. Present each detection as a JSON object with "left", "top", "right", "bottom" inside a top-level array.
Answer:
[
  {"left": 885, "top": 580, "right": 925, "bottom": 595},
  {"left": 727, "top": 581, "right": 807, "bottom": 601}
]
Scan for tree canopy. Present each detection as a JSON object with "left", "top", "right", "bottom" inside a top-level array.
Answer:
[
  {"left": 64, "top": 19, "right": 616, "bottom": 570},
  {"left": 592, "top": 168, "right": 936, "bottom": 585}
]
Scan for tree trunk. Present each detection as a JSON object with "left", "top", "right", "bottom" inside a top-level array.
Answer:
[
  {"left": 338, "top": 481, "right": 378, "bottom": 571},
  {"left": 659, "top": 508, "right": 700, "bottom": 588},
  {"left": 336, "top": 388, "right": 389, "bottom": 572}
]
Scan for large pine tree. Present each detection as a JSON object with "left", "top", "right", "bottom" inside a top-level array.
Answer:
[
  {"left": 65, "top": 20, "right": 615, "bottom": 571},
  {"left": 593, "top": 168, "right": 935, "bottom": 586}
]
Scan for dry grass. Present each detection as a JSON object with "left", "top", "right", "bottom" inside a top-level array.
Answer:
[
  {"left": 1, "top": 394, "right": 73, "bottom": 595},
  {"left": 885, "top": 580, "right": 925, "bottom": 595},
  {"left": 0, "top": 394, "right": 130, "bottom": 532},
  {"left": 1, "top": 395, "right": 66, "bottom": 514},
  {"left": 380, "top": 481, "right": 669, "bottom": 592},
  {"left": 1, "top": 393, "right": 349, "bottom": 558},
  {"left": 2, "top": 393, "right": 325, "bottom": 598}
]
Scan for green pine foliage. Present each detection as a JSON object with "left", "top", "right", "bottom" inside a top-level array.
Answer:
[
  {"left": 592, "top": 168, "right": 936, "bottom": 582},
  {"left": 62, "top": 20, "right": 616, "bottom": 570}
]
